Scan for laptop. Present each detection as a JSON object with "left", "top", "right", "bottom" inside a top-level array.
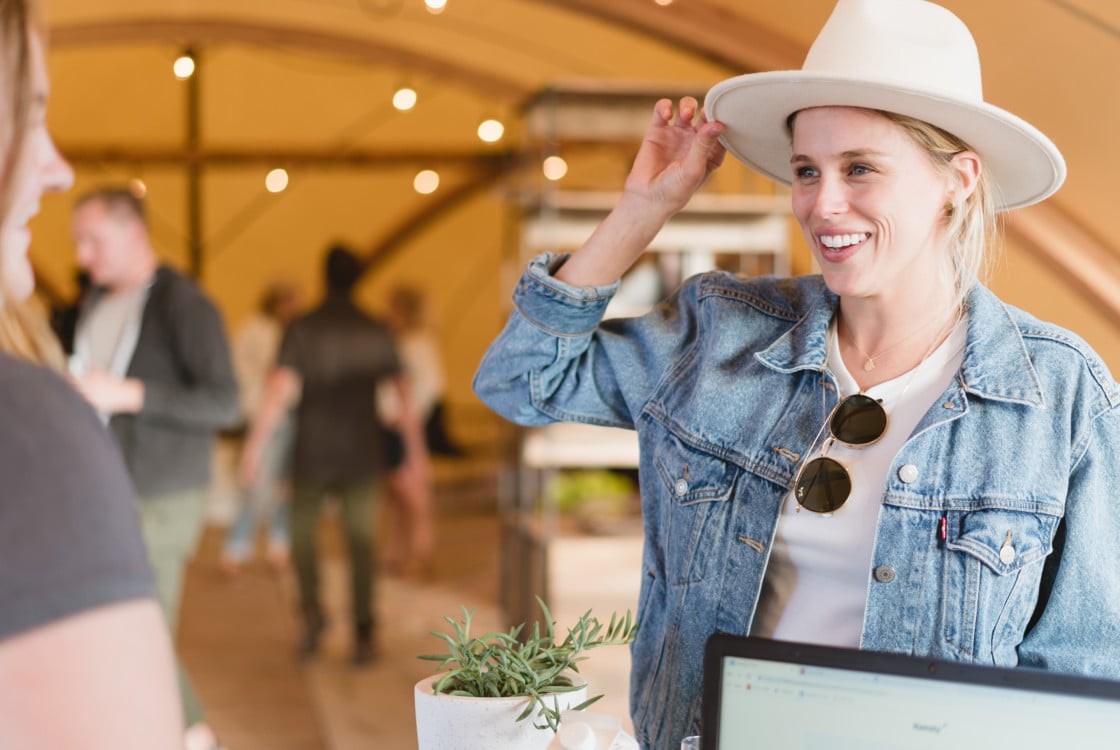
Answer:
[{"left": 701, "top": 633, "right": 1120, "bottom": 749}]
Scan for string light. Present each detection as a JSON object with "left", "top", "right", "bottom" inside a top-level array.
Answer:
[
  {"left": 477, "top": 118, "right": 504, "bottom": 143},
  {"left": 265, "top": 168, "right": 289, "bottom": 193},
  {"left": 425, "top": 0, "right": 447, "bottom": 14},
  {"left": 414, "top": 169, "right": 440, "bottom": 194},
  {"left": 128, "top": 178, "right": 148, "bottom": 198},
  {"left": 393, "top": 86, "right": 417, "bottom": 111},
  {"left": 542, "top": 155, "right": 568, "bottom": 181},
  {"left": 173, "top": 53, "right": 195, "bottom": 80}
]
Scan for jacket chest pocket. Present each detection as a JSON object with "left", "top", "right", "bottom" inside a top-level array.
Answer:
[
  {"left": 654, "top": 431, "right": 741, "bottom": 584},
  {"left": 941, "top": 508, "right": 1057, "bottom": 660}
]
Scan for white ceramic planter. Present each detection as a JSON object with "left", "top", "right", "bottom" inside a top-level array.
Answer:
[{"left": 414, "top": 673, "right": 588, "bottom": 750}]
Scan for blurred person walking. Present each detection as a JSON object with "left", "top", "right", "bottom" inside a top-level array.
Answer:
[
  {"left": 241, "top": 244, "right": 428, "bottom": 666},
  {"left": 70, "top": 186, "right": 240, "bottom": 750},
  {"left": 378, "top": 284, "right": 445, "bottom": 579},
  {"left": 221, "top": 280, "right": 302, "bottom": 575}
]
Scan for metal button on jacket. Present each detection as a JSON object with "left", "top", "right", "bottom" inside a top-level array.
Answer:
[
  {"left": 999, "top": 531, "right": 1016, "bottom": 565},
  {"left": 898, "top": 464, "right": 919, "bottom": 483},
  {"left": 674, "top": 478, "right": 689, "bottom": 496},
  {"left": 873, "top": 565, "right": 897, "bottom": 584}
]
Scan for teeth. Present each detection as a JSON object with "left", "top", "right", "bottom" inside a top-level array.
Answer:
[{"left": 820, "top": 233, "right": 867, "bottom": 249}]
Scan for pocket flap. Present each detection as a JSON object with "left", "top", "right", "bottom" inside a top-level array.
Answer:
[
  {"left": 945, "top": 509, "right": 1055, "bottom": 575},
  {"left": 654, "top": 430, "right": 738, "bottom": 505}
]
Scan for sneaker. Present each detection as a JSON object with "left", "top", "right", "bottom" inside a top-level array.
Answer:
[
  {"left": 351, "top": 639, "right": 376, "bottom": 667},
  {"left": 297, "top": 609, "right": 326, "bottom": 660},
  {"left": 351, "top": 621, "right": 378, "bottom": 667}
]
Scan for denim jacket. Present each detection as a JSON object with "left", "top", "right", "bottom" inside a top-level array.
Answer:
[{"left": 473, "top": 253, "right": 1120, "bottom": 750}]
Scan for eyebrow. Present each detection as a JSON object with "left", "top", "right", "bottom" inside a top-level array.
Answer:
[{"left": 790, "top": 148, "right": 891, "bottom": 164}]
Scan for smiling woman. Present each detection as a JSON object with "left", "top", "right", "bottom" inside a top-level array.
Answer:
[
  {"left": 474, "top": 1, "right": 1120, "bottom": 749},
  {"left": 0, "top": 1, "right": 183, "bottom": 749}
]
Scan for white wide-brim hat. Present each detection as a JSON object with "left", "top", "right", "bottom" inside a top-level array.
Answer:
[{"left": 704, "top": 0, "right": 1065, "bottom": 211}]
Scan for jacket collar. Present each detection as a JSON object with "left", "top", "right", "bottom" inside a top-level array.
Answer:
[{"left": 754, "top": 277, "right": 1045, "bottom": 407}]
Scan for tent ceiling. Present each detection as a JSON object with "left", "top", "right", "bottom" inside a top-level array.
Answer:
[{"left": 28, "top": 0, "right": 1120, "bottom": 333}]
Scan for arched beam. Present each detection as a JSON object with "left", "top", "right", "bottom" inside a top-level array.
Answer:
[
  {"left": 58, "top": 146, "right": 514, "bottom": 169},
  {"left": 1005, "top": 203, "right": 1120, "bottom": 329},
  {"left": 360, "top": 159, "right": 514, "bottom": 276},
  {"left": 49, "top": 17, "right": 529, "bottom": 101},
  {"left": 526, "top": 0, "right": 806, "bottom": 74}
]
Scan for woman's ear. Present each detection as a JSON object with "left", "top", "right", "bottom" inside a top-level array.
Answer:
[{"left": 948, "top": 150, "right": 981, "bottom": 203}]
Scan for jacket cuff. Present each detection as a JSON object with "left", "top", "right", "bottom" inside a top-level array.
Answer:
[{"left": 513, "top": 253, "right": 620, "bottom": 335}]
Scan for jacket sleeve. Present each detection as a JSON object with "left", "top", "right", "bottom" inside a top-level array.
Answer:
[
  {"left": 1017, "top": 401, "right": 1120, "bottom": 678},
  {"left": 473, "top": 253, "right": 699, "bottom": 429},
  {"left": 137, "top": 280, "right": 241, "bottom": 431}
]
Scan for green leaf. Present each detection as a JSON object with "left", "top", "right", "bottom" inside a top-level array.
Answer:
[{"left": 421, "top": 599, "right": 637, "bottom": 730}]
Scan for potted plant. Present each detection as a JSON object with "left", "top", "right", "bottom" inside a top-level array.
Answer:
[
  {"left": 547, "top": 469, "right": 638, "bottom": 535},
  {"left": 414, "top": 597, "right": 637, "bottom": 750}
]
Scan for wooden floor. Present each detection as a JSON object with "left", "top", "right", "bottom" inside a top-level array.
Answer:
[
  {"left": 178, "top": 498, "right": 505, "bottom": 750},
  {"left": 178, "top": 439, "right": 643, "bottom": 750}
]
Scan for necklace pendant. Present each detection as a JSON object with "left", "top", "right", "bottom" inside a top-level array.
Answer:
[{"left": 863, "top": 358, "right": 876, "bottom": 372}]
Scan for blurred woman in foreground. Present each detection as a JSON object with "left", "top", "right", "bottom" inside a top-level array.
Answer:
[{"left": 0, "top": 1, "right": 182, "bottom": 747}]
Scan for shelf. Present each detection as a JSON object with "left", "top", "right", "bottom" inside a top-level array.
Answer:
[
  {"left": 522, "top": 423, "right": 640, "bottom": 469},
  {"left": 521, "top": 190, "right": 790, "bottom": 269}
]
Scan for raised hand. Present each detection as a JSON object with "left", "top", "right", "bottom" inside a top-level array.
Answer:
[
  {"left": 553, "top": 96, "right": 727, "bottom": 287},
  {"left": 623, "top": 97, "right": 726, "bottom": 215}
]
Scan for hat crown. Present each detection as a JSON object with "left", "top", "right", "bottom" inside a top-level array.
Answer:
[
  {"left": 703, "top": 0, "right": 1066, "bottom": 210},
  {"left": 803, "top": 0, "right": 983, "bottom": 102}
]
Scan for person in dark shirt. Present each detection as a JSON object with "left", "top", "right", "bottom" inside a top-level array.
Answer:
[
  {"left": 69, "top": 185, "right": 240, "bottom": 748},
  {"left": 0, "top": 1, "right": 181, "bottom": 746},
  {"left": 241, "top": 244, "right": 429, "bottom": 665}
]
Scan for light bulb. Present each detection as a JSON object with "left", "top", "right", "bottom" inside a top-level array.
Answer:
[
  {"left": 414, "top": 170, "right": 440, "bottom": 194},
  {"left": 265, "top": 168, "right": 289, "bottom": 193},
  {"left": 477, "top": 119, "right": 504, "bottom": 143},
  {"left": 393, "top": 87, "right": 417, "bottom": 111},
  {"left": 173, "top": 55, "right": 195, "bottom": 80},
  {"left": 542, "top": 156, "right": 568, "bottom": 181}
]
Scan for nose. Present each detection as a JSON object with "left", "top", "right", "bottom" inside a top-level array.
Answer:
[
  {"left": 73, "top": 239, "right": 93, "bottom": 269},
  {"left": 811, "top": 173, "right": 848, "bottom": 220},
  {"left": 43, "top": 133, "right": 74, "bottom": 193}
]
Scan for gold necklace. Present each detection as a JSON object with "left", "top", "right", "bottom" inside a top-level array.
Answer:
[{"left": 839, "top": 313, "right": 950, "bottom": 372}]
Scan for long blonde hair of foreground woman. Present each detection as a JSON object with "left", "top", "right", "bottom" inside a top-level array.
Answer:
[{"left": 0, "top": 0, "right": 64, "bottom": 369}]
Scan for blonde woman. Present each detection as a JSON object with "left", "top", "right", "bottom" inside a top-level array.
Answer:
[
  {"left": 0, "top": 1, "right": 181, "bottom": 747},
  {"left": 475, "top": 1, "right": 1120, "bottom": 748}
]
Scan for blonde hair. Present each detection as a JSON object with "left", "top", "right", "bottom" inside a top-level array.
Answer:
[
  {"left": 0, "top": 0, "right": 65, "bottom": 371},
  {"left": 878, "top": 110, "right": 1001, "bottom": 314}
]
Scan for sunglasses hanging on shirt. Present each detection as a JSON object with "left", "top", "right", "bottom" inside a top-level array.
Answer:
[{"left": 793, "top": 393, "right": 888, "bottom": 513}]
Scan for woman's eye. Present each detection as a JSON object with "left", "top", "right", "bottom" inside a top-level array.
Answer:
[
  {"left": 794, "top": 166, "right": 818, "bottom": 179},
  {"left": 850, "top": 164, "right": 872, "bottom": 175}
]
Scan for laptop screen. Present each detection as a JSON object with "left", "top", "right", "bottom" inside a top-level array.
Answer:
[{"left": 702, "top": 633, "right": 1120, "bottom": 750}]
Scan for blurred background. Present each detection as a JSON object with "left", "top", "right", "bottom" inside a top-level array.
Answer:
[{"left": 27, "top": 1, "right": 1120, "bottom": 747}]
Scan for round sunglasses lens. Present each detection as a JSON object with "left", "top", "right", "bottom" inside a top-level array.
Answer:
[
  {"left": 830, "top": 394, "right": 887, "bottom": 446},
  {"left": 795, "top": 456, "right": 851, "bottom": 513}
]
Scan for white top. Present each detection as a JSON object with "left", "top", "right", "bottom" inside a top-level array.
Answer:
[
  {"left": 377, "top": 330, "right": 446, "bottom": 424},
  {"left": 70, "top": 285, "right": 151, "bottom": 424},
  {"left": 233, "top": 312, "right": 283, "bottom": 421},
  {"left": 72, "top": 286, "right": 149, "bottom": 376},
  {"left": 750, "top": 318, "right": 968, "bottom": 647}
]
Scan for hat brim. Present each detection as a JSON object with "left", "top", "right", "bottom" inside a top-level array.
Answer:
[{"left": 704, "top": 71, "right": 1066, "bottom": 211}]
